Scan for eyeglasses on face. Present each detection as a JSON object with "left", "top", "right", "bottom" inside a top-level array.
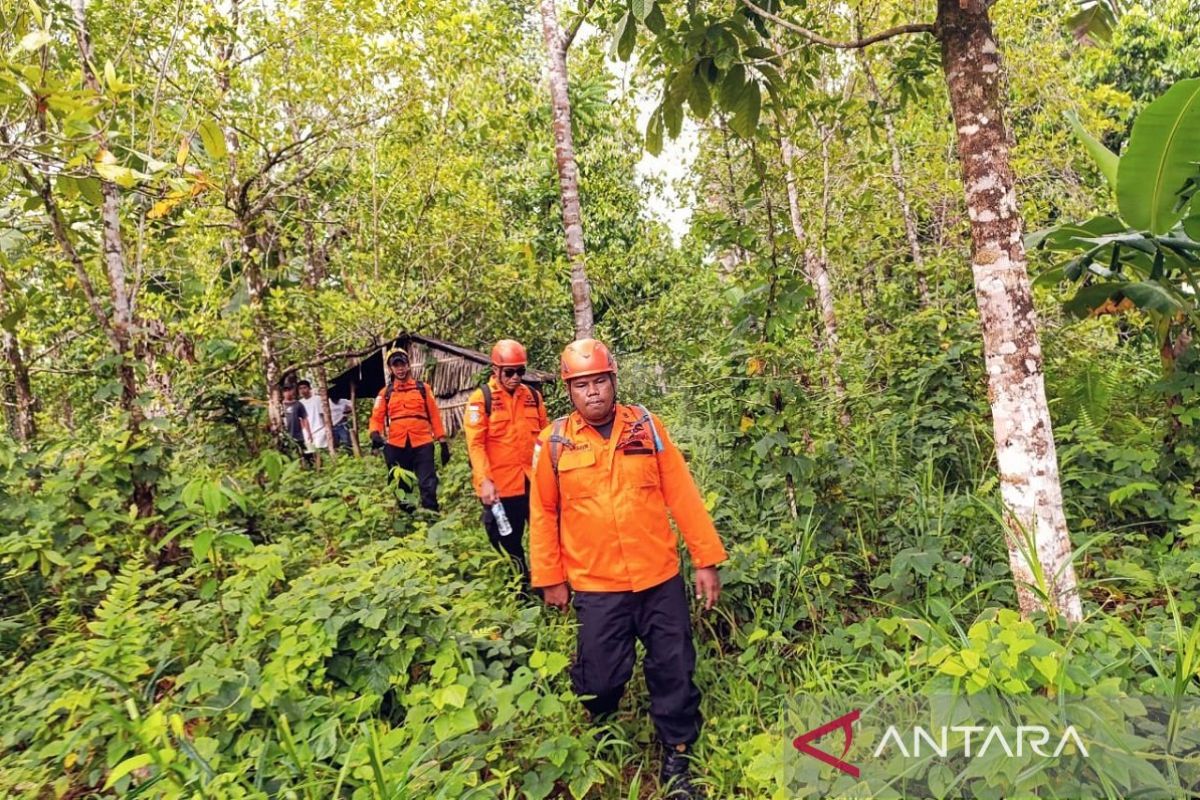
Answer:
[{"left": 501, "top": 366, "right": 526, "bottom": 378}]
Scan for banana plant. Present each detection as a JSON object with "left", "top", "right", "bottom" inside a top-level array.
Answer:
[{"left": 1028, "top": 78, "right": 1200, "bottom": 372}]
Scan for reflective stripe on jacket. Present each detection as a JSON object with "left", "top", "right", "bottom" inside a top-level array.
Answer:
[
  {"left": 368, "top": 378, "right": 445, "bottom": 447},
  {"left": 464, "top": 377, "right": 549, "bottom": 497},
  {"left": 529, "top": 404, "right": 727, "bottom": 592}
]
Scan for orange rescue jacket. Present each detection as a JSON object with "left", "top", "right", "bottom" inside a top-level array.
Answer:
[
  {"left": 463, "top": 377, "right": 549, "bottom": 497},
  {"left": 368, "top": 378, "right": 445, "bottom": 447},
  {"left": 529, "top": 404, "right": 727, "bottom": 592}
]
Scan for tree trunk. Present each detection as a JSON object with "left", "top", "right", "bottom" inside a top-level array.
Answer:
[
  {"left": 71, "top": 0, "right": 158, "bottom": 523},
  {"left": 771, "top": 42, "right": 841, "bottom": 353},
  {"left": 349, "top": 378, "right": 362, "bottom": 457},
  {"left": 858, "top": 49, "right": 931, "bottom": 305},
  {"left": 243, "top": 240, "right": 283, "bottom": 435},
  {"left": 0, "top": 272, "right": 35, "bottom": 442},
  {"left": 779, "top": 135, "right": 840, "bottom": 351},
  {"left": 71, "top": 0, "right": 140, "bottom": 423},
  {"left": 538, "top": 0, "right": 593, "bottom": 339},
  {"left": 316, "top": 366, "right": 336, "bottom": 458},
  {"left": 937, "top": 0, "right": 1082, "bottom": 622}
]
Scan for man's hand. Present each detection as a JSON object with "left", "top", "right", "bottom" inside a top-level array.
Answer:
[
  {"left": 439, "top": 440, "right": 451, "bottom": 466},
  {"left": 542, "top": 582, "right": 570, "bottom": 611},
  {"left": 370, "top": 431, "right": 384, "bottom": 449},
  {"left": 479, "top": 478, "right": 499, "bottom": 506},
  {"left": 694, "top": 567, "right": 721, "bottom": 611}
]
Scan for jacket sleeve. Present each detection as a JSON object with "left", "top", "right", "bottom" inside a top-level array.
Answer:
[
  {"left": 368, "top": 388, "right": 386, "bottom": 435},
  {"left": 425, "top": 387, "right": 446, "bottom": 440},
  {"left": 654, "top": 414, "right": 727, "bottom": 569},
  {"left": 463, "top": 388, "right": 491, "bottom": 489},
  {"left": 529, "top": 427, "right": 566, "bottom": 587}
]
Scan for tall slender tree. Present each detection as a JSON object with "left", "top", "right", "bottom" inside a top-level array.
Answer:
[{"left": 538, "top": 0, "right": 594, "bottom": 339}]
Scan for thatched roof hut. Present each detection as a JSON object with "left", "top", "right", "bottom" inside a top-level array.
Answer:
[{"left": 328, "top": 333, "right": 555, "bottom": 438}]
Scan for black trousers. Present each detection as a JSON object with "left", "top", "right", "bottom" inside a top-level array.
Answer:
[
  {"left": 384, "top": 442, "right": 438, "bottom": 510},
  {"left": 570, "top": 574, "right": 702, "bottom": 746},
  {"left": 481, "top": 489, "right": 530, "bottom": 586}
]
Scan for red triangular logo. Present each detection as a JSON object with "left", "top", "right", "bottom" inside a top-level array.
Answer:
[{"left": 792, "top": 709, "right": 861, "bottom": 778}]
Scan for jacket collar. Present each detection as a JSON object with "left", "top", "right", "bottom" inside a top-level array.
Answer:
[
  {"left": 488, "top": 375, "right": 526, "bottom": 400},
  {"left": 567, "top": 403, "right": 635, "bottom": 437}
]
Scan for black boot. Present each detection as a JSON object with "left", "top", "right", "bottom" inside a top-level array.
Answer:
[{"left": 659, "top": 743, "right": 702, "bottom": 798}]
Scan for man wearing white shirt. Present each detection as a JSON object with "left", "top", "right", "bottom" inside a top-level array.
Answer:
[{"left": 297, "top": 380, "right": 328, "bottom": 450}]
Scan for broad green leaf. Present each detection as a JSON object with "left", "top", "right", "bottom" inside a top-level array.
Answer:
[
  {"left": 631, "top": 0, "right": 652, "bottom": 23},
  {"left": 57, "top": 175, "right": 80, "bottom": 200},
  {"left": 611, "top": 13, "right": 635, "bottom": 62},
  {"left": 728, "top": 80, "right": 761, "bottom": 139},
  {"left": 1063, "top": 282, "right": 1123, "bottom": 318},
  {"left": 643, "top": 3, "right": 666, "bottom": 34},
  {"left": 94, "top": 161, "right": 138, "bottom": 188},
  {"left": 688, "top": 71, "right": 711, "bottom": 119},
  {"left": 197, "top": 119, "right": 227, "bottom": 161},
  {"left": 19, "top": 30, "right": 51, "bottom": 52},
  {"left": 104, "top": 753, "right": 153, "bottom": 789},
  {"left": 663, "top": 95, "right": 683, "bottom": 138},
  {"left": 1032, "top": 265, "right": 1065, "bottom": 289},
  {"left": 77, "top": 177, "right": 103, "bottom": 206},
  {"left": 432, "top": 707, "right": 477, "bottom": 741},
  {"left": 1183, "top": 215, "right": 1200, "bottom": 241},
  {"left": 192, "top": 529, "right": 214, "bottom": 564},
  {"left": 1065, "top": 111, "right": 1118, "bottom": 187},
  {"left": 1065, "top": 1, "right": 1117, "bottom": 45},
  {"left": 718, "top": 64, "right": 746, "bottom": 108},
  {"left": 1117, "top": 78, "right": 1200, "bottom": 234},
  {"left": 644, "top": 108, "right": 664, "bottom": 155},
  {"left": 201, "top": 481, "right": 227, "bottom": 515},
  {"left": 1122, "top": 280, "right": 1184, "bottom": 316},
  {"left": 219, "top": 533, "right": 253, "bottom": 552}
]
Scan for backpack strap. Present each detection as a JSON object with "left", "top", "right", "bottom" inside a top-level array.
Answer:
[
  {"left": 482, "top": 382, "right": 492, "bottom": 417},
  {"left": 630, "top": 404, "right": 664, "bottom": 453},
  {"left": 383, "top": 380, "right": 395, "bottom": 438},
  {"left": 383, "top": 379, "right": 433, "bottom": 438},
  {"left": 548, "top": 416, "right": 571, "bottom": 476}
]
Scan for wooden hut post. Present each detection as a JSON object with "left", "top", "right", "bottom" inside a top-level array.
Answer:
[{"left": 350, "top": 377, "right": 362, "bottom": 457}]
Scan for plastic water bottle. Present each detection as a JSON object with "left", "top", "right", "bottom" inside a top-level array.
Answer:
[{"left": 492, "top": 502, "right": 514, "bottom": 537}]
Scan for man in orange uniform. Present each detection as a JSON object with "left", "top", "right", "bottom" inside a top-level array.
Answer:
[
  {"left": 530, "top": 338, "right": 726, "bottom": 798},
  {"left": 463, "top": 339, "right": 549, "bottom": 589},
  {"left": 369, "top": 348, "right": 448, "bottom": 511}
]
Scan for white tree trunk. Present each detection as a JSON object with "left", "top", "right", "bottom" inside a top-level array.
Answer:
[
  {"left": 780, "top": 135, "right": 840, "bottom": 351},
  {"left": 0, "top": 272, "right": 35, "bottom": 442},
  {"left": 938, "top": 0, "right": 1082, "bottom": 622},
  {"left": 538, "top": 0, "right": 593, "bottom": 339},
  {"left": 859, "top": 50, "right": 930, "bottom": 305}
]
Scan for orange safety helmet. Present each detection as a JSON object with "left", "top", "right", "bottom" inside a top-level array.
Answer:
[
  {"left": 560, "top": 338, "right": 617, "bottom": 381},
  {"left": 490, "top": 339, "right": 527, "bottom": 367}
]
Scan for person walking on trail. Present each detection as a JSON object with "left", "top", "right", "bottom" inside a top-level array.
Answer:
[
  {"left": 529, "top": 338, "right": 726, "bottom": 799},
  {"left": 368, "top": 348, "right": 449, "bottom": 511},
  {"left": 297, "top": 380, "right": 328, "bottom": 452},
  {"left": 463, "top": 339, "right": 549, "bottom": 591},
  {"left": 281, "top": 384, "right": 314, "bottom": 467},
  {"left": 328, "top": 392, "right": 354, "bottom": 451}
]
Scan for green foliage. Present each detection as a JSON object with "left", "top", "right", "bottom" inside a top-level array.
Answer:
[{"left": 1, "top": 0, "right": 1199, "bottom": 796}]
